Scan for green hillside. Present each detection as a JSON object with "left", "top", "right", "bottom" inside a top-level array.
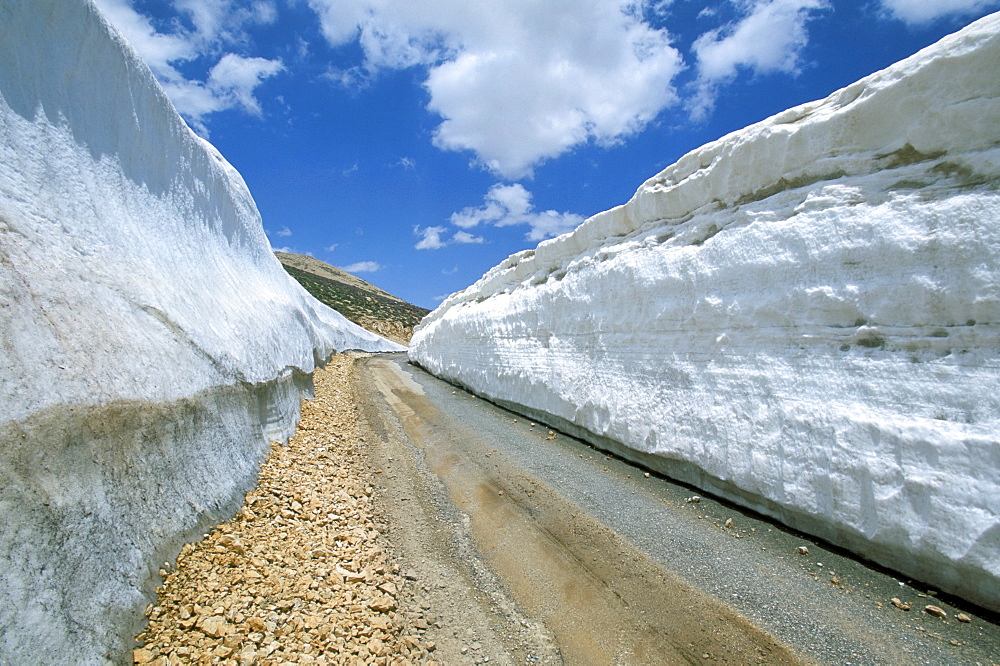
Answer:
[{"left": 281, "top": 264, "right": 430, "bottom": 332}]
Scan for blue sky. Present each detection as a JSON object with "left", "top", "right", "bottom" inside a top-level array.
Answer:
[{"left": 96, "top": 0, "right": 1000, "bottom": 309}]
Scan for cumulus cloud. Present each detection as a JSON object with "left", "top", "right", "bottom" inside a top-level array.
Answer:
[
  {"left": 450, "top": 183, "right": 531, "bottom": 229},
  {"left": 206, "top": 54, "right": 285, "bottom": 115},
  {"left": 413, "top": 225, "right": 486, "bottom": 250},
  {"left": 879, "top": 0, "right": 1000, "bottom": 24},
  {"left": 340, "top": 261, "right": 383, "bottom": 273},
  {"left": 95, "top": 0, "right": 283, "bottom": 134},
  {"left": 451, "top": 183, "right": 584, "bottom": 242},
  {"left": 690, "top": 0, "right": 827, "bottom": 118},
  {"left": 452, "top": 230, "right": 485, "bottom": 244},
  {"left": 414, "top": 226, "right": 449, "bottom": 250},
  {"left": 274, "top": 226, "right": 292, "bottom": 237},
  {"left": 306, "top": 0, "right": 684, "bottom": 178}
]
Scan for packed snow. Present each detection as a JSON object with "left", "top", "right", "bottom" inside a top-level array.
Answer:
[
  {"left": 0, "top": 0, "right": 400, "bottom": 662},
  {"left": 411, "top": 13, "right": 1000, "bottom": 612}
]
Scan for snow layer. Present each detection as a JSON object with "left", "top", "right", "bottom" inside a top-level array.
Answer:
[
  {"left": 0, "top": 0, "right": 401, "bottom": 662},
  {"left": 411, "top": 13, "right": 1000, "bottom": 612}
]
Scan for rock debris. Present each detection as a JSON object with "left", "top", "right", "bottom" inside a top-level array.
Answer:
[{"left": 134, "top": 354, "right": 435, "bottom": 665}]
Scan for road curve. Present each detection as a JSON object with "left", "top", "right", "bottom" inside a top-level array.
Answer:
[{"left": 354, "top": 352, "right": 1000, "bottom": 665}]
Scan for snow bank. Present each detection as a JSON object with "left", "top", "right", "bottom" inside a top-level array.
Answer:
[
  {"left": 410, "top": 14, "right": 1000, "bottom": 612},
  {"left": 0, "top": 0, "right": 401, "bottom": 662}
]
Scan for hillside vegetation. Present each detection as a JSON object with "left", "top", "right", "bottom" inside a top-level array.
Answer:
[{"left": 276, "top": 252, "right": 429, "bottom": 345}]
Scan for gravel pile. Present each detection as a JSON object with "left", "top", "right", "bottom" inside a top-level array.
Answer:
[{"left": 134, "top": 354, "right": 435, "bottom": 665}]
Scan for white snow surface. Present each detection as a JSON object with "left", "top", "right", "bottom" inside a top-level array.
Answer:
[
  {"left": 0, "top": 2, "right": 400, "bottom": 424},
  {"left": 411, "top": 13, "right": 1000, "bottom": 612},
  {"left": 0, "top": 0, "right": 400, "bottom": 662}
]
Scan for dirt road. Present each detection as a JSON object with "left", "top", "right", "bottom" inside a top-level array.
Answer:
[
  {"left": 354, "top": 353, "right": 1000, "bottom": 665},
  {"left": 135, "top": 352, "right": 999, "bottom": 665}
]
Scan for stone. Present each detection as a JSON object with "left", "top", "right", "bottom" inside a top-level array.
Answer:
[
  {"left": 369, "top": 595, "right": 397, "bottom": 613},
  {"left": 133, "top": 648, "right": 156, "bottom": 664},
  {"left": 797, "top": 546, "right": 809, "bottom": 555},
  {"left": 336, "top": 565, "right": 366, "bottom": 582},
  {"left": 199, "top": 615, "right": 230, "bottom": 638},
  {"left": 238, "top": 647, "right": 259, "bottom": 666},
  {"left": 890, "top": 598, "right": 911, "bottom": 611},
  {"left": 924, "top": 605, "right": 947, "bottom": 618},
  {"left": 212, "top": 645, "right": 234, "bottom": 658},
  {"left": 957, "top": 613, "right": 972, "bottom": 623}
]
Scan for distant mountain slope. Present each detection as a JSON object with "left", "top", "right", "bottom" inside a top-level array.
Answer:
[
  {"left": 276, "top": 252, "right": 403, "bottom": 303},
  {"left": 276, "top": 252, "right": 429, "bottom": 345}
]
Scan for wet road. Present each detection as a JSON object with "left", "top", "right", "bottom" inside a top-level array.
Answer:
[{"left": 354, "top": 352, "right": 1000, "bottom": 665}]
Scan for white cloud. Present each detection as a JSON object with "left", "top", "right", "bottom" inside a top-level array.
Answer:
[
  {"left": 451, "top": 183, "right": 584, "bottom": 242},
  {"left": 415, "top": 225, "right": 449, "bottom": 250},
  {"left": 306, "top": 0, "right": 684, "bottom": 178},
  {"left": 690, "top": 0, "right": 827, "bottom": 118},
  {"left": 452, "top": 230, "right": 485, "bottom": 244},
  {"left": 414, "top": 225, "right": 487, "bottom": 249},
  {"left": 325, "top": 243, "right": 340, "bottom": 252},
  {"left": 94, "top": 0, "right": 284, "bottom": 134},
  {"left": 880, "top": 0, "right": 1000, "bottom": 24},
  {"left": 394, "top": 156, "right": 417, "bottom": 170},
  {"left": 207, "top": 54, "right": 285, "bottom": 115},
  {"left": 250, "top": 0, "right": 279, "bottom": 24},
  {"left": 450, "top": 183, "right": 530, "bottom": 228},
  {"left": 340, "top": 260, "right": 383, "bottom": 273},
  {"left": 275, "top": 226, "right": 292, "bottom": 237}
]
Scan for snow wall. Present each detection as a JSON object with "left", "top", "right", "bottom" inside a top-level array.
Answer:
[
  {"left": 0, "top": 0, "right": 403, "bottom": 662},
  {"left": 410, "top": 14, "right": 1000, "bottom": 613}
]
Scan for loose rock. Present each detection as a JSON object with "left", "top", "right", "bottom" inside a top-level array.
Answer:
[
  {"left": 924, "top": 605, "right": 948, "bottom": 619},
  {"left": 198, "top": 615, "right": 229, "bottom": 638},
  {"left": 133, "top": 355, "right": 421, "bottom": 664}
]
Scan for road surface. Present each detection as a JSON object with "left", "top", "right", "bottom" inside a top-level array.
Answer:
[{"left": 352, "top": 352, "right": 999, "bottom": 665}]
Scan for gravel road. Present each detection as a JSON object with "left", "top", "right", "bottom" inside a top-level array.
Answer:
[
  {"left": 355, "top": 353, "right": 1000, "bottom": 666},
  {"left": 134, "top": 352, "right": 1000, "bottom": 665}
]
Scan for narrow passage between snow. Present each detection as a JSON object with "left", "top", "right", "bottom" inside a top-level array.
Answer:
[{"left": 135, "top": 352, "right": 1000, "bottom": 665}]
